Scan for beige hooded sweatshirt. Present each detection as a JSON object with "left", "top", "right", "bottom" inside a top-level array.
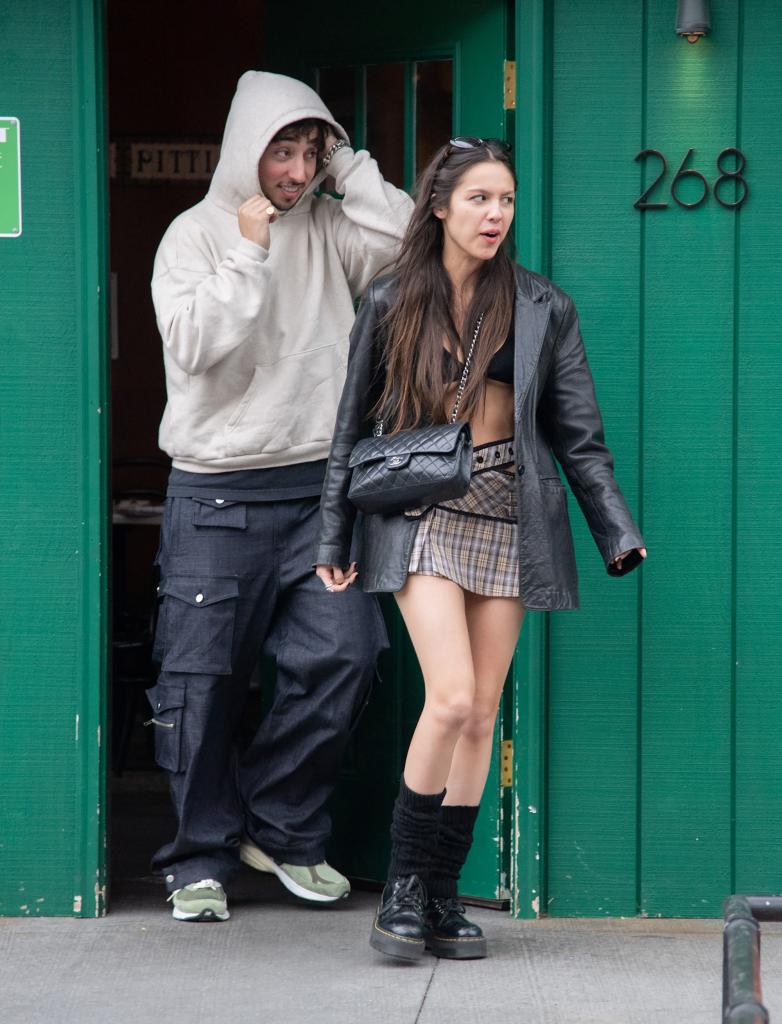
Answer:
[{"left": 152, "top": 71, "right": 413, "bottom": 472}]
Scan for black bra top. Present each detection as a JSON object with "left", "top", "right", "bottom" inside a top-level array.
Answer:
[
  {"left": 486, "top": 320, "right": 514, "bottom": 384},
  {"left": 444, "top": 316, "right": 515, "bottom": 385}
]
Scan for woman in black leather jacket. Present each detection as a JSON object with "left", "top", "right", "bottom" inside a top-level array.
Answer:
[{"left": 315, "top": 138, "right": 645, "bottom": 962}]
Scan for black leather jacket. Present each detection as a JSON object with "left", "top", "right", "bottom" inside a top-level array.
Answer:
[{"left": 315, "top": 264, "right": 644, "bottom": 610}]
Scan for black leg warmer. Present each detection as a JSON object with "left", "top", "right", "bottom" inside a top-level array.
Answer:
[
  {"left": 387, "top": 777, "right": 446, "bottom": 881},
  {"left": 428, "top": 804, "right": 480, "bottom": 899}
]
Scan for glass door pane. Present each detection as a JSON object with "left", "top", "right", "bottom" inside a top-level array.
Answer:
[
  {"left": 415, "top": 59, "right": 453, "bottom": 175},
  {"left": 365, "top": 63, "right": 406, "bottom": 188}
]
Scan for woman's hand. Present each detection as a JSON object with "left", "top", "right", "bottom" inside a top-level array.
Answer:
[
  {"left": 237, "top": 193, "right": 277, "bottom": 249},
  {"left": 315, "top": 562, "right": 358, "bottom": 593},
  {"left": 611, "top": 547, "right": 647, "bottom": 572}
]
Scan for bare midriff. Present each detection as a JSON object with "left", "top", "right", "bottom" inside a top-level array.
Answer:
[{"left": 443, "top": 378, "right": 515, "bottom": 447}]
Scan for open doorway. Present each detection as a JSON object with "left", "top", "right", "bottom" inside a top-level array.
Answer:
[
  {"left": 106, "top": 0, "right": 510, "bottom": 911},
  {"left": 107, "top": 0, "right": 268, "bottom": 902}
]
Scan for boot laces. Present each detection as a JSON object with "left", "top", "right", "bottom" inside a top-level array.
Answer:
[
  {"left": 389, "top": 875, "right": 425, "bottom": 913},
  {"left": 431, "top": 895, "right": 466, "bottom": 917}
]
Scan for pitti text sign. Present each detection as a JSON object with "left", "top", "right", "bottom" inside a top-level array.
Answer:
[{"left": 111, "top": 141, "right": 220, "bottom": 183}]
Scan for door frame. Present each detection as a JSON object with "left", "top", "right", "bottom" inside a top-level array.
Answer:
[
  {"left": 511, "top": 0, "right": 551, "bottom": 920},
  {"left": 78, "top": 0, "right": 110, "bottom": 916}
]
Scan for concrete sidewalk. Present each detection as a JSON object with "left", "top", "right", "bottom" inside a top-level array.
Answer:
[
  {"left": 3, "top": 775, "right": 779, "bottom": 1024},
  {"left": 3, "top": 872, "right": 782, "bottom": 1024}
]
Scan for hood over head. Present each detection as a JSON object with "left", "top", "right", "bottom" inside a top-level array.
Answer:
[{"left": 208, "top": 71, "right": 348, "bottom": 213}]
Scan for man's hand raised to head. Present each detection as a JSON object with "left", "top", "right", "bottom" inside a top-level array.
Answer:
[{"left": 238, "top": 193, "right": 278, "bottom": 250}]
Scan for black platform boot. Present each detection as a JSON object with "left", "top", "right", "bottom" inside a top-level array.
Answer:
[
  {"left": 370, "top": 778, "right": 445, "bottom": 961},
  {"left": 424, "top": 804, "right": 487, "bottom": 960}
]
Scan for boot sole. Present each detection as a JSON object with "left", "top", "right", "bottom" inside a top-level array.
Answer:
[
  {"left": 239, "top": 841, "right": 349, "bottom": 904},
  {"left": 370, "top": 919, "right": 425, "bottom": 961},
  {"left": 425, "top": 933, "right": 488, "bottom": 960}
]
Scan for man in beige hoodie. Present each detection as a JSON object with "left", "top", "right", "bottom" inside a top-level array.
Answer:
[{"left": 150, "top": 71, "right": 413, "bottom": 922}]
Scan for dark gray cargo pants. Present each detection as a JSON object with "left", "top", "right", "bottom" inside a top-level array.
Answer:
[{"left": 147, "top": 494, "right": 387, "bottom": 893}]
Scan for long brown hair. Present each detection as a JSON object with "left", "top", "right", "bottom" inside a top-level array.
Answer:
[{"left": 373, "top": 140, "right": 517, "bottom": 433}]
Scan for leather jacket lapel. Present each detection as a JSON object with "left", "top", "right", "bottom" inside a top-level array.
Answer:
[{"left": 515, "top": 286, "right": 552, "bottom": 416}]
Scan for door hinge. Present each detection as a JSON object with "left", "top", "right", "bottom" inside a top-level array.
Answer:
[
  {"left": 503, "top": 60, "right": 516, "bottom": 111},
  {"left": 501, "top": 739, "right": 513, "bottom": 787}
]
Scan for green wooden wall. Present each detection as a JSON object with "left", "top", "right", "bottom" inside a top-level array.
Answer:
[
  {"left": 515, "top": 0, "right": 782, "bottom": 918},
  {"left": 0, "top": 0, "right": 108, "bottom": 917},
  {"left": 1, "top": 0, "right": 778, "bottom": 921}
]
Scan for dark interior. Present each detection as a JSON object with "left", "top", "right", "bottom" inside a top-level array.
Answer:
[
  {"left": 107, "top": 0, "right": 453, "bottom": 901},
  {"left": 107, "top": 0, "right": 267, "bottom": 896}
]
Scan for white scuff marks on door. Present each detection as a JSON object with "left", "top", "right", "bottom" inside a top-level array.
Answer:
[
  {"left": 75, "top": 714, "right": 80, "bottom": 742},
  {"left": 531, "top": 896, "right": 540, "bottom": 915},
  {"left": 95, "top": 878, "right": 106, "bottom": 916},
  {"left": 73, "top": 895, "right": 83, "bottom": 913},
  {"left": 512, "top": 790, "right": 523, "bottom": 911},
  {"left": 97, "top": 724, "right": 102, "bottom": 747},
  {"left": 528, "top": 805, "right": 537, "bottom": 814}
]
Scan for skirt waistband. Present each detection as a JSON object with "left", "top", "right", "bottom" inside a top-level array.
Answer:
[{"left": 472, "top": 437, "right": 514, "bottom": 471}]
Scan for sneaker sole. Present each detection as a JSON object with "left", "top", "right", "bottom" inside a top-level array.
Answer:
[
  {"left": 370, "top": 919, "right": 425, "bottom": 961},
  {"left": 239, "top": 841, "right": 349, "bottom": 904},
  {"left": 424, "top": 933, "right": 487, "bottom": 960},
  {"left": 172, "top": 907, "right": 230, "bottom": 922}
]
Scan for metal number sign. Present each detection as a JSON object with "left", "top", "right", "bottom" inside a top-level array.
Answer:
[
  {"left": 634, "top": 148, "right": 748, "bottom": 211},
  {"left": 0, "top": 117, "right": 22, "bottom": 237}
]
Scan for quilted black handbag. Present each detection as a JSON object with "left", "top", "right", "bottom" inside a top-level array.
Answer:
[{"left": 347, "top": 314, "right": 484, "bottom": 515}]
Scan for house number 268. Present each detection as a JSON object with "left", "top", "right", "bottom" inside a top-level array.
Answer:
[{"left": 634, "top": 148, "right": 749, "bottom": 210}]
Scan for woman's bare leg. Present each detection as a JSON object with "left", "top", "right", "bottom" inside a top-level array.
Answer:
[
  {"left": 394, "top": 574, "right": 475, "bottom": 794},
  {"left": 443, "top": 593, "right": 524, "bottom": 806}
]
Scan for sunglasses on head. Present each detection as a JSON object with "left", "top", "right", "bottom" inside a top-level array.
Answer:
[
  {"left": 436, "top": 136, "right": 511, "bottom": 169},
  {"left": 448, "top": 136, "right": 511, "bottom": 153}
]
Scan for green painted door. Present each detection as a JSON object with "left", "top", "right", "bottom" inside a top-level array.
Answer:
[
  {"left": 1, "top": 0, "right": 108, "bottom": 917},
  {"left": 266, "top": 0, "right": 514, "bottom": 899},
  {"left": 513, "top": 0, "right": 782, "bottom": 918}
]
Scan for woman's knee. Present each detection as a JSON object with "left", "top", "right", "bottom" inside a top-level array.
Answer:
[
  {"left": 460, "top": 702, "right": 500, "bottom": 743},
  {"left": 424, "top": 685, "right": 475, "bottom": 734}
]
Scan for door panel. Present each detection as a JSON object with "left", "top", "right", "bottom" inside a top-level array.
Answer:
[
  {"left": 0, "top": 0, "right": 108, "bottom": 917},
  {"left": 266, "top": 0, "right": 512, "bottom": 899}
]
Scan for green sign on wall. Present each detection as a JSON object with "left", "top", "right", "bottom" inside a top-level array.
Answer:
[{"left": 0, "top": 117, "right": 22, "bottom": 237}]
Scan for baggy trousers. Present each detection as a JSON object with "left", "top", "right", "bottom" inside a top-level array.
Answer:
[{"left": 147, "top": 494, "right": 387, "bottom": 893}]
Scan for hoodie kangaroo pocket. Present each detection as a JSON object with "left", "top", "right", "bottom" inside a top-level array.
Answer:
[{"left": 223, "top": 344, "right": 345, "bottom": 458}]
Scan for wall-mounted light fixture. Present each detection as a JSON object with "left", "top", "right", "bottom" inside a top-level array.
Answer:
[{"left": 676, "top": 0, "right": 711, "bottom": 42}]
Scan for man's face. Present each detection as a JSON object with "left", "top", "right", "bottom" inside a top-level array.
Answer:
[{"left": 258, "top": 129, "right": 320, "bottom": 210}]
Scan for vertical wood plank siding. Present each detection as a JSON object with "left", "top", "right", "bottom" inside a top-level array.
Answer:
[
  {"left": 547, "top": 0, "right": 644, "bottom": 918},
  {"left": 733, "top": 0, "right": 782, "bottom": 896},
  {"left": 534, "top": 0, "right": 782, "bottom": 917}
]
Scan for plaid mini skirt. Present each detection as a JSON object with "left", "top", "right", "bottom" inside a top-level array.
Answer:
[{"left": 404, "top": 437, "right": 520, "bottom": 598}]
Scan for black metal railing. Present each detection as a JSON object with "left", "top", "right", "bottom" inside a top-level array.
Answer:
[{"left": 723, "top": 895, "right": 782, "bottom": 1022}]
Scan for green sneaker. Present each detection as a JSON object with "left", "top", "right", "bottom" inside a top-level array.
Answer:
[
  {"left": 169, "top": 879, "right": 230, "bottom": 922},
  {"left": 239, "top": 838, "right": 350, "bottom": 903}
]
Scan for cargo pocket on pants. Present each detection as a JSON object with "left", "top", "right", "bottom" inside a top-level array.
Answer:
[
  {"left": 145, "top": 681, "right": 186, "bottom": 772},
  {"left": 192, "top": 497, "right": 248, "bottom": 530},
  {"left": 157, "top": 574, "right": 240, "bottom": 675}
]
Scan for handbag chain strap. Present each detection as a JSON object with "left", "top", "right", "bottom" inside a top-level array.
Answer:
[
  {"left": 449, "top": 311, "right": 485, "bottom": 424},
  {"left": 374, "top": 312, "right": 485, "bottom": 437}
]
